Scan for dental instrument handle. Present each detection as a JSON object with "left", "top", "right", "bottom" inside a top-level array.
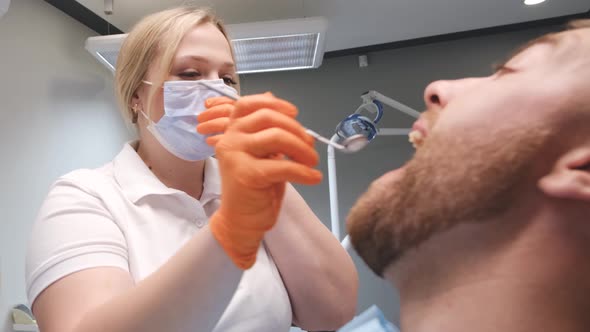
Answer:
[{"left": 305, "top": 129, "right": 347, "bottom": 151}]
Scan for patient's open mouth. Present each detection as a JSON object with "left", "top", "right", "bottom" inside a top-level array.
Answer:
[{"left": 409, "top": 122, "right": 427, "bottom": 149}]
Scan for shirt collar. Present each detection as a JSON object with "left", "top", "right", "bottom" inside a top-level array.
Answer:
[
  {"left": 113, "top": 141, "right": 221, "bottom": 204},
  {"left": 201, "top": 157, "right": 222, "bottom": 205}
]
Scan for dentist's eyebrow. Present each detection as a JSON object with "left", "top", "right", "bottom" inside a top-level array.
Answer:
[{"left": 176, "top": 55, "right": 235, "bottom": 69}]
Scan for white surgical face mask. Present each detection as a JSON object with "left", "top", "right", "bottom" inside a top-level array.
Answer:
[{"left": 140, "top": 79, "right": 239, "bottom": 161}]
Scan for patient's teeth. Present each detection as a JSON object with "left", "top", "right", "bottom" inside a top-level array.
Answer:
[{"left": 408, "top": 130, "right": 424, "bottom": 148}]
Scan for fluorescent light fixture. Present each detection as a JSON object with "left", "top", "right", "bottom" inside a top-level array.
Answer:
[
  {"left": 226, "top": 17, "right": 327, "bottom": 73},
  {"left": 85, "top": 16, "right": 327, "bottom": 74},
  {"left": 524, "top": 0, "right": 546, "bottom": 5},
  {"left": 85, "top": 34, "right": 122, "bottom": 71}
]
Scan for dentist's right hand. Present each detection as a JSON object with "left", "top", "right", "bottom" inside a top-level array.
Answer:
[{"left": 204, "top": 93, "right": 323, "bottom": 270}]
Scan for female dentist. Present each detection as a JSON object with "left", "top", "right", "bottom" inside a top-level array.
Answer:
[{"left": 26, "top": 6, "right": 358, "bottom": 332}]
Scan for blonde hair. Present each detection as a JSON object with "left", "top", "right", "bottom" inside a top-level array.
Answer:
[{"left": 115, "top": 6, "right": 237, "bottom": 124}]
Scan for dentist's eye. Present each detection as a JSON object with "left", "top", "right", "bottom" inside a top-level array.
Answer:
[
  {"left": 223, "top": 77, "right": 237, "bottom": 86},
  {"left": 179, "top": 71, "right": 201, "bottom": 79}
]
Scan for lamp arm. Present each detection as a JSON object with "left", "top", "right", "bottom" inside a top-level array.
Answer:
[{"left": 363, "top": 90, "right": 421, "bottom": 119}]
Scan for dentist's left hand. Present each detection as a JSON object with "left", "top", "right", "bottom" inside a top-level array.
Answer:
[
  {"left": 197, "top": 96, "right": 236, "bottom": 147},
  {"left": 197, "top": 93, "right": 322, "bottom": 269}
]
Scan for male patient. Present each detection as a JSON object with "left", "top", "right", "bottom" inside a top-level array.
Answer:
[{"left": 347, "top": 20, "right": 590, "bottom": 332}]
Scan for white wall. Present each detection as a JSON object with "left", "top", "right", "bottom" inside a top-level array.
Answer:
[{"left": 0, "top": 1, "right": 132, "bottom": 330}]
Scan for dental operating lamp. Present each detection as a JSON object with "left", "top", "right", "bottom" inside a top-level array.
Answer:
[{"left": 328, "top": 91, "right": 420, "bottom": 250}]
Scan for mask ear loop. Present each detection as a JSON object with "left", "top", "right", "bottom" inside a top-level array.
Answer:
[
  {"left": 132, "top": 104, "right": 140, "bottom": 123},
  {"left": 134, "top": 80, "right": 158, "bottom": 124}
]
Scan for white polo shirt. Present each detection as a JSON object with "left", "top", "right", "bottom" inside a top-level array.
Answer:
[{"left": 26, "top": 142, "right": 292, "bottom": 332}]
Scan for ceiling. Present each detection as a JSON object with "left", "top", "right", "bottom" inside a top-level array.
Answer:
[{"left": 76, "top": 0, "right": 589, "bottom": 52}]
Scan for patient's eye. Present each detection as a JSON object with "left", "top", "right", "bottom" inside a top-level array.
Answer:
[{"left": 493, "top": 64, "right": 517, "bottom": 76}]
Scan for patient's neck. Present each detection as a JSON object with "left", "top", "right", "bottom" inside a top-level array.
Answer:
[
  {"left": 395, "top": 274, "right": 590, "bottom": 332},
  {"left": 387, "top": 203, "right": 590, "bottom": 332}
]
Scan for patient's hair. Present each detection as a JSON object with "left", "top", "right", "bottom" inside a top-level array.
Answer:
[
  {"left": 568, "top": 19, "right": 590, "bottom": 29},
  {"left": 115, "top": 6, "right": 237, "bottom": 124}
]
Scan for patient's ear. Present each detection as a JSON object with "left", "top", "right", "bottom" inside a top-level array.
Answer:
[{"left": 539, "top": 147, "right": 590, "bottom": 202}]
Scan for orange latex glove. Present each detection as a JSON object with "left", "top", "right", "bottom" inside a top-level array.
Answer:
[
  {"left": 197, "top": 93, "right": 323, "bottom": 269},
  {"left": 198, "top": 96, "right": 237, "bottom": 147}
]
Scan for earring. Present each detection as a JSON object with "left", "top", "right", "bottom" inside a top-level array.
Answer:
[{"left": 132, "top": 104, "right": 139, "bottom": 123}]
